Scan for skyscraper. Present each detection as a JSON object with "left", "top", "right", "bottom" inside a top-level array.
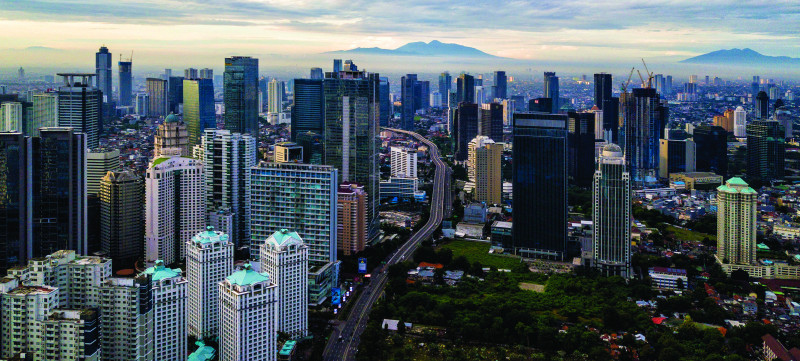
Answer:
[
  {"left": 439, "top": 72, "right": 452, "bottom": 104},
  {"left": 0, "top": 102, "right": 22, "bottom": 132},
  {"left": 0, "top": 132, "right": 27, "bottom": 273},
  {"left": 333, "top": 59, "right": 342, "bottom": 73},
  {"left": 469, "top": 136, "right": 502, "bottom": 205},
  {"left": 118, "top": 59, "right": 132, "bottom": 106},
  {"left": 202, "top": 129, "right": 256, "bottom": 247},
  {"left": 250, "top": 162, "right": 337, "bottom": 305},
  {"left": 401, "top": 74, "right": 418, "bottom": 130},
  {"left": 167, "top": 76, "right": 184, "bottom": 114},
  {"left": 512, "top": 112, "right": 568, "bottom": 260},
  {"left": 493, "top": 71, "right": 507, "bottom": 100},
  {"left": 567, "top": 111, "right": 596, "bottom": 187},
  {"left": 141, "top": 261, "right": 188, "bottom": 361},
  {"left": 620, "top": 88, "right": 666, "bottom": 186},
  {"left": 454, "top": 102, "right": 479, "bottom": 162},
  {"left": 31, "top": 128, "right": 87, "bottom": 257},
  {"left": 390, "top": 146, "right": 418, "bottom": 178},
  {"left": 296, "top": 131, "right": 323, "bottom": 165},
  {"left": 716, "top": 178, "right": 757, "bottom": 265},
  {"left": 692, "top": 125, "right": 728, "bottom": 176},
  {"left": 183, "top": 78, "right": 215, "bottom": 149},
  {"left": 218, "top": 264, "right": 277, "bottom": 361},
  {"left": 658, "top": 138, "right": 696, "bottom": 178},
  {"left": 456, "top": 74, "right": 475, "bottom": 103},
  {"left": 261, "top": 229, "right": 309, "bottom": 338},
  {"left": 154, "top": 113, "right": 190, "bottom": 157},
  {"left": 27, "top": 92, "right": 58, "bottom": 136},
  {"left": 733, "top": 106, "right": 747, "bottom": 138},
  {"left": 755, "top": 91, "right": 770, "bottom": 119},
  {"left": 310, "top": 67, "right": 323, "bottom": 80},
  {"left": 747, "top": 120, "right": 785, "bottom": 183},
  {"left": 224, "top": 56, "right": 259, "bottom": 136},
  {"left": 87, "top": 148, "right": 120, "bottom": 196},
  {"left": 379, "top": 77, "right": 391, "bottom": 127},
  {"left": 418, "top": 80, "right": 430, "bottom": 110},
  {"left": 187, "top": 226, "right": 233, "bottom": 340},
  {"left": 479, "top": 102, "right": 503, "bottom": 142},
  {"left": 145, "top": 155, "right": 205, "bottom": 265},
  {"left": 199, "top": 68, "right": 213, "bottom": 79},
  {"left": 594, "top": 73, "right": 616, "bottom": 141},
  {"left": 544, "top": 71, "right": 559, "bottom": 113},
  {"left": 95, "top": 46, "right": 112, "bottom": 103},
  {"left": 268, "top": 78, "right": 285, "bottom": 123},
  {"left": 57, "top": 73, "right": 101, "bottom": 149},
  {"left": 323, "top": 64, "right": 380, "bottom": 242},
  {"left": 185, "top": 68, "right": 198, "bottom": 80},
  {"left": 98, "top": 275, "right": 154, "bottom": 361},
  {"left": 100, "top": 170, "right": 143, "bottom": 270},
  {"left": 146, "top": 78, "right": 168, "bottom": 118},
  {"left": 291, "top": 79, "right": 324, "bottom": 141},
  {"left": 337, "top": 183, "right": 367, "bottom": 256},
  {"left": 592, "top": 144, "right": 631, "bottom": 278}
]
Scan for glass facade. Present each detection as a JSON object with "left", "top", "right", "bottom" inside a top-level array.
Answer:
[
  {"left": 0, "top": 133, "right": 27, "bottom": 273},
  {"left": 223, "top": 56, "right": 259, "bottom": 136},
  {"left": 592, "top": 144, "right": 631, "bottom": 278},
  {"left": 184, "top": 78, "right": 215, "bottom": 149},
  {"left": 747, "top": 120, "right": 785, "bottom": 183},
  {"left": 291, "top": 79, "right": 324, "bottom": 141}
]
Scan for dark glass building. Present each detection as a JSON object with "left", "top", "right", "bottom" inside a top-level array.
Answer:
[
  {"left": 693, "top": 125, "right": 729, "bottom": 176},
  {"left": 456, "top": 74, "right": 475, "bottom": 104},
  {"left": 512, "top": 112, "right": 568, "bottom": 260},
  {"left": 291, "top": 79, "right": 324, "bottom": 141},
  {"left": 400, "top": 74, "right": 418, "bottom": 130},
  {"left": 747, "top": 120, "right": 785, "bottom": 183},
  {"left": 379, "top": 77, "right": 390, "bottom": 127},
  {"left": 118, "top": 60, "right": 132, "bottom": 106},
  {"left": 479, "top": 102, "right": 503, "bottom": 142},
  {"left": 601, "top": 97, "right": 620, "bottom": 143},
  {"left": 620, "top": 88, "right": 666, "bottom": 187},
  {"left": 493, "top": 71, "right": 507, "bottom": 99},
  {"left": 224, "top": 56, "right": 259, "bottom": 136},
  {"left": 454, "top": 102, "right": 479, "bottom": 162},
  {"left": 439, "top": 72, "right": 452, "bottom": 104},
  {"left": 167, "top": 76, "right": 184, "bottom": 114},
  {"left": 528, "top": 98, "right": 552, "bottom": 113},
  {"left": 0, "top": 132, "right": 28, "bottom": 273},
  {"left": 544, "top": 72, "right": 559, "bottom": 113},
  {"left": 755, "top": 91, "right": 770, "bottom": 119},
  {"left": 567, "top": 111, "right": 596, "bottom": 187},
  {"left": 183, "top": 78, "right": 215, "bottom": 149},
  {"left": 594, "top": 73, "right": 612, "bottom": 108},
  {"left": 297, "top": 131, "right": 323, "bottom": 165}
]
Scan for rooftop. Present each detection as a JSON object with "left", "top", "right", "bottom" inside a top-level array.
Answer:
[
  {"left": 142, "top": 260, "right": 181, "bottom": 281},
  {"left": 226, "top": 263, "right": 269, "bottom": 286},
  {"left": 192, "top": 226, "right": 230, "bottom": 245},
  {"left": 266, "top": 229, "right": 304, "bottom": 249},
  {"left": 188, "top": 341, "right": 216, "bottom": 361}
]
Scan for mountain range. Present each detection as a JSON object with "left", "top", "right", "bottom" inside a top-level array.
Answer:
[
  {"left": 681, "top": 48, "right": 800, "bottom": 66},
  {"left": 326, "top": 40, "right": 502, "bottom": 58}
]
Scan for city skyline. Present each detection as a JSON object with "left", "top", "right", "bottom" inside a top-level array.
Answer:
[{"left": 2, "top": 1, "right": 800, "bottom": 76}]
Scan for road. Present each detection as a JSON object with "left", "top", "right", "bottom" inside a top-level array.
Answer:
[{"left": 322, "top": 128, "right": 451, "bottom": 361}]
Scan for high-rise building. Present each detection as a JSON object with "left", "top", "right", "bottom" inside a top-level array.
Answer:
[
  {"left": 733, "top": 106, "right": 747, "bottom": 138},
  {"left": 528, "top": 97, "right": 553, "bottom": 113},
  {"left": 98, "top": 275, "right": 154, "bottom": 361},
  {"left": 250, "top": 162, "right": 337, "bottom": 305},
  {"left": 439, "top": 72, "right": 452, "bottom": 104},
  {"left": 567, "top": 111, "right": 596, "bottom": 187},
  {"left": 620, "top": 88, "right": 667, "bottom": 186},
  {"left": 713, "top": 114, "right": 734, "bottom": 133},
  {"left": 135, "top": 92, "right": 150, "bottom": 115},
  {"left": 454, "top": 102, "right": 479, "bottom": 162},
  {"left": 310, "top": 67, "right": 323, "bottom": 80},
  {"left": 323, "top": 64, "right": 380, "bottom": 242},
  {"left": 594, "top": 73, "right": 612, "bottom": 108},
  {"left": 185, "top": 68, "right": 198, "bottom": 79},
  {"left": 747, "top": 120, "right": 785, "bottom": 183},
  {"left": 543, "top": 72, "right": 559, "bottom": 113},
  {"left": 154, "top": 113, "right": 190, "bottom": 157},
  {"left": 199, "top": 68, "right": 213, "bottom": 80},
  {"left": 118, "top": 59, "right": 132, "bottom": 106},
  {"left": 333, "top": 59, "right": 342, "bottom": 72},
  {"left": 692, "top": 125, "right": 728, "bottom": 176},
  {"left": 0, "top": 101, "right": 22, "bottom": 131},
  {"left": 291, "top": 79, "right": 324, "bottom": 141},
  {"left": 183, "top": 78, "right": 215, "bottom": 149},
  {"left": 775, "top": 105, "right": 793, "bottom": 139},
  {"left": 141, "top": 260, "right": 188, "bottom": 361},
  {"left": 493, "top": 71, "right": 507, "bottom": 100},
  {"left": 469, "top": 136, "right": 502, "bottom": 205},
  {"left": 379, "top": 77, "right": 391, "bottom": 127},
  {"left": 755, "top": 91, "right": 770, "bottom": 119},
  {"left": 145, "top": 155, "right": 205, "bottom": 265},
  {"left": 218, "top": 264, "right": 277, "bottom": 361},
  {"left": 0, "top": 284, "right": 59, "bottom": 358},
  {"left": 592, "top": 144, "right": 631, "bottom": 278},
  {"left": 512, "top": 112, "right": 567, "bottom": 259},
  {"left": 417, "top": 80, "right": 430, "bottom": 110},
  {"left": 479, "top": 102, "right": 503, "bottom": 142},
  {"left": 57, "top": 73, "right": 101, "bottom": 149},
  {"left": 202, "top": 129, "right": 256, "bottom": 247},
  {"left": 100, "top": 170, "right": 143, "bottom": 270},
  {"left": 261, "top": 229, "right": 309, "bottom": 338},
  {"left": 401, "top": 74, "right": 418, "bottom": 131},
  {"left": 456, "top": 74, "right": 475, "bottom": 103},
  {"left": 167, "top": 76, "right": 184, "bottom": 114},
  {"left": 39, "top": 308, "right": 101, "bottom": 360},
  {"left": 390, "top": 146, "right": 417, "bottom": 178},
  {"left": 0, "top": 133, "right": 27, "bottom": 273},
  {"left": 146, "top": 78, "right": 168, "bottom": 118},
  {"left": 447, "top": 92, "right": 458, "bottom": 134},
  {"left": 337, "top": 183, "right": 367, "bottom": 256},
  {"left": 95, "top": 46, "right": 112, "bottom": 102},
  {"left": 87, "top": 148, "right": 120, "bottom": 196},
  {"left": 187, "top": 226, "right": 234, "bottom": 340},
  {"left": 224, "top": 56, "right": 259, "bottom": 135},
  {"left": 274, "top": 141, "right": 304, "bottom": 163},
  {"left": 268, "top": 78, "right": 285, "bottom": 116},
  {"left": 658, "top": 139, "right": 696, "bottom": 178},
  {"left": 31, "top": 128, "right": 87, "bottom": 257},
  {"left": 27, "top": 92, "right": 58, "bottom": 136},
  {"left": 716, "top": 178, "right": 757, "bottom": 265},
  {"left": 296, "top": 131, "right": 323, "bottom": 165}
]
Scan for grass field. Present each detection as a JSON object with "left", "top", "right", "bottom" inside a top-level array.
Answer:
[
  {"left": 666, "top": 225, "right": 716, "bottom": 243},
  {"left": 438, "top": 240, "right": 522, "bottom": 269}
]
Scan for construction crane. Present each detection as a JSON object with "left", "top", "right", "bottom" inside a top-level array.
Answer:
[
  {"left": 640, "top": 58, "right": 654, "bottom": 88},
  {"left": 620, "top": 67, "right": 635, "bottom": 94}
]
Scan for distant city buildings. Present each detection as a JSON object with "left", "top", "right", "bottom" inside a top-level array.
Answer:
[{"left": 337, "top": 182, "right": 367, "bottom": 256}]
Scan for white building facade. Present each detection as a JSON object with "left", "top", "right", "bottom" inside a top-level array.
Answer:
[
  {"left": 261, "top": 229, "right": 309, "bottom": 338},
  {"left": 219, "top": 264, "right": 278, "bottom": 361},
  {"left": 187, "top": 226, "right": 234, "bottom": 340},
  {"left": 142, "top": 260, "right": 188, "bottom": 361},
  {"left": 390, "top": 146, "right": 418, "bottom": 178}
]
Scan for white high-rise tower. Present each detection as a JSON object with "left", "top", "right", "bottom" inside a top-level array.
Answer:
[
  {"left": 734, "top": 106, "right": 747, "bottom": 138},
  {"left": 717, "top": 178, "right": 757, "bottom": 265},
  {"left": 142, "top": 260, "right": 188, "bottom": 361},
  {"left": 592, "top": 144, "right": 632, "bottom": 278},
  {"left": 219, "top": 264, "right": 278, "bottom": 361},
  {"left": 187, "top": 226, "right": 234, "bottom": 340},
  {"left": 261, "top": 229, "right": 309, "bottom": 338}
]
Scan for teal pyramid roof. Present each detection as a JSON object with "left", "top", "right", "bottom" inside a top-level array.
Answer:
[
  {"left": 266, "top": 229, "right": 304, "bottom": 248},
  {"left": 192, "top": 226, "right": 230, "bottom": 244},
  {"left": 188, "top": 341, "right": 216, "bottom": 361},
  {"left": 226, "top": 263, "right": 269, "bottom": 286},
  {"left": 142, "top": 260, "right": 181, "bottom": 281}
]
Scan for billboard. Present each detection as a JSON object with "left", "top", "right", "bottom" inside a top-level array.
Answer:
[
  {"left": 331, "top": 287, "right": 342, "bottom": 305},
  {"left": 358, "top": 258, "right": 367, "bottom": 274}
]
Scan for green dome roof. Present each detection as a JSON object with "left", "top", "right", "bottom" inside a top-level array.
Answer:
[
  {"left": 266, "top": 229, "right": 304, "bottom": 249},
  {"left": 192, "top": 226, "right": 230, "bottom": 245},
  {"left": 142, "top": 260, "right": 181, "bottom": 281},
  {"left": 226, "top": 263, "right": 269, "bottom": 286},
  {"left": 164, "top": 113, "right": 180, "bottom": 123}
]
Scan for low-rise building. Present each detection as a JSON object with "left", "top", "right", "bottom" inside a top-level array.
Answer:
[
  {"left": 648, "top": 267, "right": 688, "bottom": 290},
  {"left": 668, "top": 172, "right": 724, "bottom": 191}
]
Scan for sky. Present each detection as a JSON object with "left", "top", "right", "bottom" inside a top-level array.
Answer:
[{"left": 1, "top": 0, "right": 799, "bottom": 75}]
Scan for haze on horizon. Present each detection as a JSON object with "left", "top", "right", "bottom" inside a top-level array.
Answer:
[{"left": 1, "top": 0, "right": 799, "bottom": 77}]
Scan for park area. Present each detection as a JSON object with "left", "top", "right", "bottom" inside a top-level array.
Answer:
[{"left": 438, "top": 239, "right": 523, "bottom": 270}]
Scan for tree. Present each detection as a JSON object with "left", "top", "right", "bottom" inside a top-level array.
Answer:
[
  {"left": 676, "top": 277, "right": 685, "bottom": 290},
  {"left": 730, "top": 269, "right": 749, "bottom": 282}
]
